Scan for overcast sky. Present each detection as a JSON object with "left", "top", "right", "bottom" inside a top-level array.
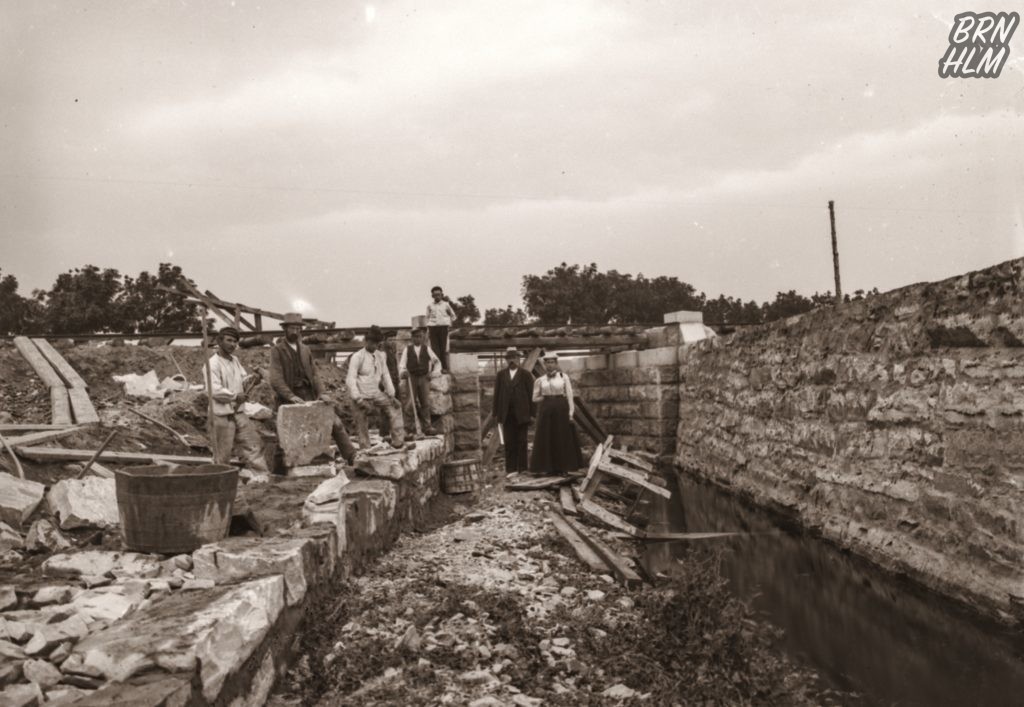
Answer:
[{"left": 2, "top": 1, "right": 1022, "bottom": 326}]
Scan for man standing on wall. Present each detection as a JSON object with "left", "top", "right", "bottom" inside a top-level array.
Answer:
[
  {"left": 426, "top": 285, "right": 457, "bottom": 373},
  {"left": 206, "top": 326, "right": 271, "bottom": 479},
  {"left": 399, "top": 327, "right": 441, "bottom": 434},
  {"left": 492, "top": 347, "right": 535, "bottom": 473},
  {"left": 269, "top": 313, "right": 357, "bottom": 464},
  {"left": 347, "top": 325, "right": 405, "bottom": 449}
]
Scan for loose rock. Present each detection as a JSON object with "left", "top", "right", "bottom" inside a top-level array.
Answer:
[
  {"left": 46, "top": 477, "right": 119, "bottom": 530},
  {"left": 22, "top": 658, "right": 62, "bottom": 688},
  {"left": 0, "top": 473, "right": 46, "bottom": 528}
]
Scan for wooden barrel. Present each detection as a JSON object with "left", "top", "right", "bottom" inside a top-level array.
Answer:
[
  {"left": 114, "top": 464, "right": 239, "bottom": 553},
  {"left": 441, "top": 458, "right": 481, "bottom": 494}
]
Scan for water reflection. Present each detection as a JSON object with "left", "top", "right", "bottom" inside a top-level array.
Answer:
[{"left": 643, "top": 470, "right": 1024, "bottom": 707}]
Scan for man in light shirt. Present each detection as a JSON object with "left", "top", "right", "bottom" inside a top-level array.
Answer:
[
  {"left": 399, "top": 327, "right": 441, "bottom": 434},
  {"left": 426, "top": 285, "right": 457, "bottom": 373},
  {"left": 347, "top": 325, "right": 405, "bottom": 449},
  {"left": 206, "top": 326, "right": 270, "bottom": 478}
]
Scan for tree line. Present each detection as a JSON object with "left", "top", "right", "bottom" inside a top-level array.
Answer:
[{"left": 0, "top": 261, "right": 876, "bottom": 335}]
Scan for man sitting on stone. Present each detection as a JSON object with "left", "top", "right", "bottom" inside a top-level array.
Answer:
[
  {"left": 399, "top": 327, "right": 441, "bottom": 434},
  {"left": 347, "top": 325, "right": 405, "bottom": 449},
  {"left": 269, "top": 312, "right": 357, "bottom": 464},
  {"left": 206, "top": 326, "right": 271, "bottom": 480}
]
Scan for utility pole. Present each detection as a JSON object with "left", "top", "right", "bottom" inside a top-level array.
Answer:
[{"left": 828, "top": 200, "right": 842, "bottom": 304}]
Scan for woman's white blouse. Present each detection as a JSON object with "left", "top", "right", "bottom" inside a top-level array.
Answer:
[{"left": 532, "top": 372, "right": 575, "bottom": 417}]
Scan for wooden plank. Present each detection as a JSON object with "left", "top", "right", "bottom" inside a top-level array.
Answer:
[
  {"left": 605, "top": 447, "right": 654, "bottom": 473},
  {"left": 597, "top": 460, "right": 671, "bottom": 499},
  {"left": 620, "top": 531, "right": 745, "bottom": 542},
  {"left": 13, "top": 337, "right": 65, "bottom": 389},
  {"left": 559, "top": 485, "right": 577, "bottom": 515},
  {"left": 580, "top": 442, "right": 605, "bottom": 501},
  {"left": 565, "top": 515, "right": 644, "bottom": 588},
  {"left": 50, "top": 388, "right": 73, "bottom": 426},
  {"left": 86, "top": 462, "right": 115, "bottom": 479},
  {"left": 6, "top": 426, "right": 82, "bottom": 447},
  {"left": 578, "top": 498, "right": 646, "bottom": 538},
  {"left": 546, "top": 510, "right": 608, "bottom": 572},
  {"left": 67, "top": 387, "right": 100, "bottom": 425},
  {"left": 15, "top": 446, "right": 215, "bottom": 465},
  {"left": 0, "top": 424, "right": 73, "bottom": 432},
  {"left": 31, "top": 339, "right": 88, "bottom": 389},
  {"left": 505, "top": 475, "right": 574, "bottom": 491},
  {"left": 451, "top": 335, "right": 646, "bottom": 353},
  {"left": 204, "top": 289, "right": 257, "bottom": 331}
]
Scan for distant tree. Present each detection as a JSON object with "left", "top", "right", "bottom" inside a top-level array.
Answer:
[
  {"left": 0, "top": 270, "right": 43, "bottom": 334},
  {"left": 121, "top": 264, "right": 202, "bottom": 333},
  {"left": 702, "top": 295, "right": 763, "bottom": 326},
  {"left": 761, "top": 290, "right": 818, "bottom": 322},
  {"left": 41, "top": 265, "right": 124, "bottom": 334},
  {"left": 483, "top": 305, "right": 528, "bottom": 326},
  {"left": 449, "top": 294, "right": 480, "bottom": 326},
  {"left": 522, "top": 263, "right": 612, "bottom": 325}
]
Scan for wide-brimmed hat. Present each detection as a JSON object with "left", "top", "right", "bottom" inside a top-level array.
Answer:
[
  {"left": 505, "top": 347, "right": 522, "bottom": 359},
  {"left": 281, "top": 313, "right": 304, "bottom": 328},
  {"left": 365, "top": 325, "right": 383, "bottom": 343}
]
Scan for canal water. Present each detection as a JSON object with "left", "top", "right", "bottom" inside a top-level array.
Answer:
[{"left": 642, "top": 470, "right": 1024, "bottom": 706}]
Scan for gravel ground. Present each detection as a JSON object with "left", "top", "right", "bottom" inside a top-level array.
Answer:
[{"left": 270, "top": 484, "right": 840, "bottom": 706}]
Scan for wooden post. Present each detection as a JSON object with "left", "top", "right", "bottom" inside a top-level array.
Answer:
[
  {"left": 201, "top": 306, "right": 218, "bottom": 462},
  {"left": 829, "top": 200, "right": 842, "bottom": 304}
]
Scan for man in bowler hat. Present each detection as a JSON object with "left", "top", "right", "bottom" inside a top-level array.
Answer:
[{"left": 492, "top": 347, "right": 535, "bottom": 472}]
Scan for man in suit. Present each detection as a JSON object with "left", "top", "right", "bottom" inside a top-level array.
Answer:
[
  {"left": 269, "top": 312, "right": 357, "bottom": 464},
  {"left": 492, "top": 347, "right": 535, "bottom": 472}
]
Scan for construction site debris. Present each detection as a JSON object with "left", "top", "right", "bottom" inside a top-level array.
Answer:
[
  {"left": 47, "top": 477, "right": 119, "bottom": 530},
  {"left": 276, "top": 402, "right": 335, "bottom": 468},
  {"left": 0, "top": 473, "right": 45, "bottom": 528}
]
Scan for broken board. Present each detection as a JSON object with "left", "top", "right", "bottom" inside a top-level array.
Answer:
[
  {"left": 614, "top": 531, "right": 745, "bottom": 542},
  {"left": 564, "top": 515, "right": 643, "bottom": 588},
  {"left": 559, "top": 485, "right": 577, "bottom": 515},
  {"left": 6, "top": 427, "right": 81, "bottom": 447},
  {"left": 14, "top": 446, "right": 216, "bottom": 466},
  {"left": 505, "top": 475, "right": 574, "bottom": 491},
  {"left": 546, "top": 510, "right": 607, "bottom": 572}
]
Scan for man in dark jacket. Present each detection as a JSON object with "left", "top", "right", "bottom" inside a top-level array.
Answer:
[
  {"left": 399, "top": 328, "right": 441, "bottom": 434},
  {"left": 269, "top": 312, "right": 356, "bottom": 463},
  {"left": 492, "top": 347, "right": 535, "bottom": 472}
]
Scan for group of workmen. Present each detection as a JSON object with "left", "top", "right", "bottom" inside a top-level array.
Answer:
[{"left": 206, "top": 285, "right": 583, "bottom": 478}]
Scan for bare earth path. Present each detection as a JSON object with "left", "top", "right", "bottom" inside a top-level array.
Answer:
[{"left": 270, "top": 486, "right": 838, "bottom": 706}]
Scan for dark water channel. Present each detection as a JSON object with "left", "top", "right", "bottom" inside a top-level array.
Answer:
[{"left": 642, "top": 470, "right": 1024, "bottom": 706}]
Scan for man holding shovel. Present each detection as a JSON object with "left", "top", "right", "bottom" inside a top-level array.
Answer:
[
  {"left": 205, "top": 326, "right": 271, "bottom": 479},
  {"left": 399, "top": 327, "right": 441, "bottom": 435},
  {"left": 269, "top": 313, "right": 357, "bottom": 464}
]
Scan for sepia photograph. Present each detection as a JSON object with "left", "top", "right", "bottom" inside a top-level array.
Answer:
[{"left": 0, "top": 2, "right": 1022, "bottom": 705}]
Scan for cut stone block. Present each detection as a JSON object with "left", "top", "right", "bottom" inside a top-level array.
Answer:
[
  {"left": 193, "top": 537, "right": 321, "bottom": 606},
  {"left": 447, "top": 353, "right": 479, "bottom": 375},
  {"left": 72, "top": 575, "right": 285, "bottom": 703},
  {"left": 287, "top": 462, "right": 336, "bottom": 478},
  {"left": 0, "top": 473, "right": 45, "bottom": 529},
  {"left": 637, "top": 346, "right": 679, "bottom": 367},
  {"left": 276, "top": 401, "right": 335, "bottom": 467},
  {"left": 612, "top": 350, "right": 639, "bottom": 369},
  {"left": 429, "top": 390, "right": 453, "bottom": 416},
  {"left": 663, "top": 310, "right": 703, "bottom": 324},
  {"left": 679, "top": 322, "right": 716, "bottom": 344},
  {"left": 47, "top": 477, "right": 118, "bottom": 530},
  {"left": 584, "top": 354, "right": 609, "bottom": 370}
]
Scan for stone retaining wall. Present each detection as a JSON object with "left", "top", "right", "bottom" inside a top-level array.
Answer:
[
  {"left": 0, "top": 436, "right": 451, "bottom": 705},
  {"left": 675, "top": 258, "right": 1024, "bottom": 624},
  {"left": 447, "top": 354, "right": 483, "bottom": 458}
]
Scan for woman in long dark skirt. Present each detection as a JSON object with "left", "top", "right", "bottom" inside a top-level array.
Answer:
[{"left": 529, "top": 353, "right": 584, "bottom": 474}]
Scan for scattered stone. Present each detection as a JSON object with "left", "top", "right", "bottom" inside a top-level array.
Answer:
[
  {"left": 602, "top": 683, "right": 637, "bottom": 699},
  {"left": 395, "top": 625, "right": 421, "bottom": 653},
  {"left": 47, "top": 477, "right": 119, "bottom": 530},
  {"left": 559, "top": 586, "right": 578, "bottom": 597},
  {"left": 31, "top": 586, "right": 75, "bottom": 607},
  {"left": 24, "top": 519, "right": 72, "bottom": 554},
  {"left": 171, "top": 554, "right": 193, "bottom": 571},
  {"left": 43, "top": 551, "right": 117, "bottom": 578},
  {"left": 616, "top": 597, "right": 635, "bottom": 610},
  {"left": 44, "top": 687, "right": 92, "bottom": 703},
  {"left": 468, "top": 697, "right": 504, "bottom": 707},
  {"left": 457, "top": 669, "right": 495, "bottom": 685},
  {"left": 79, "top": 575, "right": 112, "bottom": 589},
  {"left": 0, "top": 638, "right": 27, "bottom": 660},
  {"left": 48, "top": 641, "right": 72, "bottom": 664},
  {"left": 0, "top": 585, "right": 16, "bottom": 611},
  {"left": 59, "top": 674, "right": 103, "bottom": 689},
  {"left": 0, "top": 522, "right": 24, "bottom": 552},
  {"left": 4, "top": 621, "right": 32, "bottom": 643},
  {"left": 453, "top": 529, "right": 480, "bottom": 543},
  {"left": 0, "top": 473, "right": 46, "bottom": 529},
  {"left": 22, "top": 659, "right": 62, "bottom": 688},
  {"left": 181, "top": 578, "right": 216, "bottom": 591},
  {"left": 166, "top": 577, "right": 184, "bottom": 590},
  {"left": 464, "top": 511, "right": 488, "bottom": 523},
  {"left": 552, "top": 637, "right": 571, "bottom": 647},
  {"left": 70, "top": 590, "right": 137, "bottom": 623},
  {"left": 586, "top": 589, "right": 606, "bottom": 601},
  {"left": 0, "top": 682, "right": 44, "bottom": 707},
  {"left": 0, "top": 660, "right": 22, "bottom": 686},
  {"left": 24, "top": 615, "right": 88, "bottom": 655},
  {"left": 511, "top": 695, "right": 542, "bottom": 707}
]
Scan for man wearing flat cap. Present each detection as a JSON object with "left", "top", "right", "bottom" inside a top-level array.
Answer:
[
  {"left": 399, "top": 327, "right": 441, "bottom": 434},
  {"left": 492, "top": 347, "right": 535, "bottom": 472},
  {"left": 206, "top": 326, "right": 271, "bottom": 478},
  {"left": 269, "top": 313, "right": 357, "bottom": 464},
  {"left": 346, "top": 325, "right": 405, "bottom": 449}
]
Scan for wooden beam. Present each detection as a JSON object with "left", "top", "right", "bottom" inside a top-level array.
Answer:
[
  {"left": 31, "top": 339, "right": 88, "bottom": 389},
  {"left": 564, "top": 515, "right": 643, "bottom": 588},
  {"left": 203, "top": 289, "right": 257, "bottom": 331},
  {"left": 559, "top": 485, "right": 577, "bottom": 515},
  {"left": 596, "top": 460, "right": 671, "bottom": 499},
  {"left": 67, "top": 387, "right": 100, "bottom": 425},
  {"left": 50, "top": 388, "right": 73, "bottom": 426},
  {"left": 624, "top": 531, "right": 745, "bottom": 542},
  {"left": 14, "top": 337, "right": 65, "bottom": 389},
  {"left": 452, "top": 335, "right": 646, "bottom": 353},
  {"left": 0, "top": 424, "right": 72, "bottom": 433},
  {"left": 546, "top": 510, "right": 608, "bottom": 572},
  {"left": 505, "top": 475, "right": 574, "bottom": 491},
  {"left": 606, "top": 447, "right": 655, "bottom": 473},
  {"left": 578, "top": 498, "right": 646, "bottom": 538},
  {"left": 15, "top": 447, "right": 215, "bottom": 465},
  {"left": 6, "top": 426, "right": 81, "bottom": 447}
]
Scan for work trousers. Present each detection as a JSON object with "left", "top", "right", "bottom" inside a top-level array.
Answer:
[
  {"left": 407, "top": 374, "right": 434, "bottom": 433},
  {"left": 428, "top": 325, "right": 449, "bottom": 372},
  {"left": 351, "top": 391, "right": 405, "bottom": 448},
  {"left": 502, "top": 419, "right": 530, "bottom": 472},
  {"left": 211, "top": 412, "right": 270, "bottom": 473}
]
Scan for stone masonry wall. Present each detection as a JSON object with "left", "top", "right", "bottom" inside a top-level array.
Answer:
[
  {"left": 676, "top": 258, "right": 1024, "bottom": 624},
  {"left": 448, "top": 353, "right": 482, "bottom": 458}
]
